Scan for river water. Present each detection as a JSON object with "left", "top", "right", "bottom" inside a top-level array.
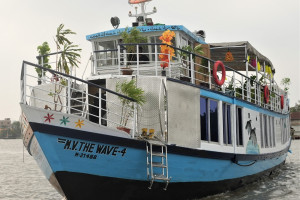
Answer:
[{"left": 0, "top": 139, "right": 299, "bottom": 200}]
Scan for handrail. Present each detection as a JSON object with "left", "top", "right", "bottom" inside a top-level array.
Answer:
[{"left": 21, "top": 60, "right": 137, "bottom": 102}]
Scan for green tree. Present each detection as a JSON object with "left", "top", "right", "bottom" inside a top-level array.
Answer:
[
  {"left": 36, "top": 42, "right": 51, "bottom": 80},
  {"left": 55, "top": 24, "right": 81, "bottom": 74},
  {"left": 121, "top": 27, "right": 147, "bottom": 64},
  {"left": 9, "top": 121, "right": 21, "bottom": 138},
  {"left": 281, "top": 77, "right": 291, "bottom": 93},
  {"left": 290, "top": 100, "right": 300, "bottom": 112}
]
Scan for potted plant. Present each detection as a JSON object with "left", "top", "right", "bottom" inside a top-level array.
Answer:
[
  {"left": 178, "top": 44, "right": 204, "bottom": 82},
  {"left": 36, "top": 42, "right": 51, "bottom": 84},
  {"left": 120, "top": 27, "right": 147, "bottom": 75},
  {"left": 116, "top": 79, "right": 146, "bottom": 134},
  {"left": 159, "top": 30, "right": 176, "bottom": 76}
]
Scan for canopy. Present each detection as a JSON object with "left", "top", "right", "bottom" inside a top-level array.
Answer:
[
  {"left": 128, "top": 0, "right": 151, "bottom": 4},
  {"left": 209, "top": 41, "right": 274, "bottom": 73}
]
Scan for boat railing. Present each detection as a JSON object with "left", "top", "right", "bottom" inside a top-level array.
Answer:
[
  {"left": 20, "top": 60, "right": 139, "bottom": 138},
  {"left": 91, "top": 43, "right": 286, "bottom": 114}
]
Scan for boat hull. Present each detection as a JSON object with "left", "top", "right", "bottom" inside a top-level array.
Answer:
[{"left": 26, "top": 121, "right": 288, "bottom": 199}]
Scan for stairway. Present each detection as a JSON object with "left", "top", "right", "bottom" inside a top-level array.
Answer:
[{"left": 146, "top": 140, "right": 170, "bottom": 190}]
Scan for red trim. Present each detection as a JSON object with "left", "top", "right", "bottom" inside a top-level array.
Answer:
[
  {"left": 264, "top": 86, "right": 270, "bottom": 104},
  {"left": 213, "top": 61, "right": 226, "bottom": 86}
]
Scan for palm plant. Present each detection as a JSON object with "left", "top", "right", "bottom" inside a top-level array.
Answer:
[
  {"left": 116, "top": 79, "right": 146, "bottom": 127},
  {"left": 55, "top": 24, "right": 81, "bottom": 74},
  {"left": 49, "top": 24, "right": 81, "bottom": 111}
]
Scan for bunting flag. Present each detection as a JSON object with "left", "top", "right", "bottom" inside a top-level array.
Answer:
[{"left": 257, "top": 62, "right": 261, "bottom": 71}]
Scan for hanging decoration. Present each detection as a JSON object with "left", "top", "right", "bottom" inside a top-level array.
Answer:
[
  {"left": 257, "top": 61, "right": 261, "bottom": 71},
  {"left": 250, "top": 59, "right": 256, "bottom": 67},
  {"left": 265, "top": 65, "right": 273, "bottom": 79},
  {"left": 225, "top": 49, "right": 234, "bottom": 61},
  {"left": 159, "top": 30, "right": 175, "bottom": 69},
  {"left": 247, "top": 55, "right": 250, "bottom": 62}
]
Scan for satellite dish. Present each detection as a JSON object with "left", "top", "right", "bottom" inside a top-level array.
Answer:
[
  {"left": 111, "top": 17, "right": 120, "bottom": 29},
  {"left": 128, "top": 0, "right": 152, "bottom": 4}
]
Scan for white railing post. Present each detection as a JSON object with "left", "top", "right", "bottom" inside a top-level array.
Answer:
[
  {"left": 41, "top": 56, "right": 44, "bottom": 84},
  {"left": 93, "top": 53, "right": 97, "bottom": 75},
  {"left": 68, "top": 77, "right": 71, "bottom": 114},
  {"left": 208, "top": 61, "right": 211, "bottom": 89},
  {"left": 136, "top": 44, "right": 139, "bottom": 75},
  {"left": 242, "top": 77, "right": 244, "bottom": 100},
  {"left": 168, "top": 51, "right": 171, "bottom": 77},
  {"left": 233, "top": 71, "right": 236, "bottom": 97},
  {"left": 118, "top": 45, "right": 121, "bottom": 75},
  {"left": 155, "top": 44, "right": 158, "bottom": 76},
  {"left": 99, "top": 89, "right": 102, "bottom": 125},
  {"left": 132, "top": 102, "right": 137, "bottom": 138},
  {"left": 23, "top": 64, "right": 27, "bottom": 104},
  {"left": 190, "top": 54, "right": 195, "bottom": 84}
]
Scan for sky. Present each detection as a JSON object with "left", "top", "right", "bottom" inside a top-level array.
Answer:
[{"left": 0, "top": 0, "right": 299, "bottom": 121}]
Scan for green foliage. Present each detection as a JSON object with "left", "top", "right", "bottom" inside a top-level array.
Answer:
[
  {"left": 55, "top": 24, "right": 81, "bottom": 74},
  {"left": 36, "top": 42, "right": 51, "bottom": 78},
  {"left": 0, "top": 121, "right": 21, "bottom": 139},
  {"left": 116, "top": 79, "right": 146, "bottom": 126},
  {"left": 281, "top": 77, "right": 291, "bottom": 93},
  {"left": 290, "top": 100, "right": 300, "bottom": 112},
  {"left": 178, "top": 44, "right": 204, "bottom": 60},
  {"left": 120, "top": 27, "right": 147, "bottom": 54}
]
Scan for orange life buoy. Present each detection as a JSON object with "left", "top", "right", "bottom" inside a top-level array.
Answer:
[
  {"left": 264, "top": 85, "right": 269, "bottom": 104},
  {"left": 213, "top": 61, "right": 226, "bottom": 86},
  {"left": 280, "top": 95, "right": 284, "bottom": 109}
]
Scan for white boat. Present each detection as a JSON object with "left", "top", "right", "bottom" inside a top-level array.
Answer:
[{"left": 20, "top": 0, "right": 291, "bottom": 199}]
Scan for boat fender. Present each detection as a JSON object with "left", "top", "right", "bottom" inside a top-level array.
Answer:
[
  {"left": 264, "top": 85, "right": 269, "bottom": 104},
  {"left": 280, "top": 95, "right": 284, "bottom": 109},
  {"left": 213, "top": 61, "right": 226, "bottom": 86}
]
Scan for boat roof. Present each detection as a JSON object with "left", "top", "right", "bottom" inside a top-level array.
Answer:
[
  {"left": 209, "top": 41, "right": 274, "bottom": 72},
  {"left": 86, "top": 25, "right": 206, "bottom": 44}
]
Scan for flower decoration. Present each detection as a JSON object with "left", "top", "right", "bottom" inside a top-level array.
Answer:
[
  {"left": 225, "top": 49, "right": 234, "bottom": 62},
  {"left": 159, "top": 30, "right": 175, "bottom": 69}
]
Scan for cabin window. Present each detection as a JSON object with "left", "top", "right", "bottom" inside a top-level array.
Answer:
[
  {"left": 94, "top": 40, "right": 117, "bottom": 66},
  {"left": 260, "top": 113, "right": 264, "bottom": 148},
  {"left": 236, "top": 107, "right": 243, "bottom": 146},
  {"left": 210, "top": 100, "right": 219, "bottom": 142},
  {"left": 200, "top": 97, "right": 219, "bottom": 143},
  {"left": 222, "top": 103, "right": 232, "bottom": 145},
  {"left": 272, "top": 117, "right": 276, "bottom": 147},
  {"left": 268, "top": 116, "right": 272, "bottom": 147},
  {"left": 200, "top": 97, "right": 208, "bottom": 141},
  {"left": 264, "top": 115, "right": 269, "bottom": 148}
]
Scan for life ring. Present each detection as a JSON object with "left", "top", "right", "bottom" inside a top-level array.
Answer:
[
  {"left": 280, "top": 95, "right": 284, "bottom": 109},
  {"left": 213, "top": 61, "right": 226, "bottom": 86},
  {"left": 264, "top": 85, "right": 269, "bottom": 104}
]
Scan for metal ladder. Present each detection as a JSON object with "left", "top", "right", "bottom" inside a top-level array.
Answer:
[{"left": 146, "top": 140, "right": 170, "bottom": 190}]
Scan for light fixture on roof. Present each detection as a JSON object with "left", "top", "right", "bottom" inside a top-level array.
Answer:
[{"left": 110, "top": 16, "right": 120, "bottom": 29}]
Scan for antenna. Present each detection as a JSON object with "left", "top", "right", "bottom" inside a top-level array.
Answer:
[{"left": 128, "top": 0, "right": 156, "bottom": 26}]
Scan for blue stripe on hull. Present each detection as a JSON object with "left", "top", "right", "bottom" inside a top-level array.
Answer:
[{"left": 34, "top": 131, "right": 287, "bottom": 183}]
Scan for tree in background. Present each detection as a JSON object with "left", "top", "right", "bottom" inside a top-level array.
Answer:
[
  {"left": 0, "top": 121, "right": 21, "bottom": 139},
  {"left": 281, "top": 77, "right": 291, "bottom": 93},
  {"left": 290, "top": 100, "right": 300, "bottom": 112}
]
